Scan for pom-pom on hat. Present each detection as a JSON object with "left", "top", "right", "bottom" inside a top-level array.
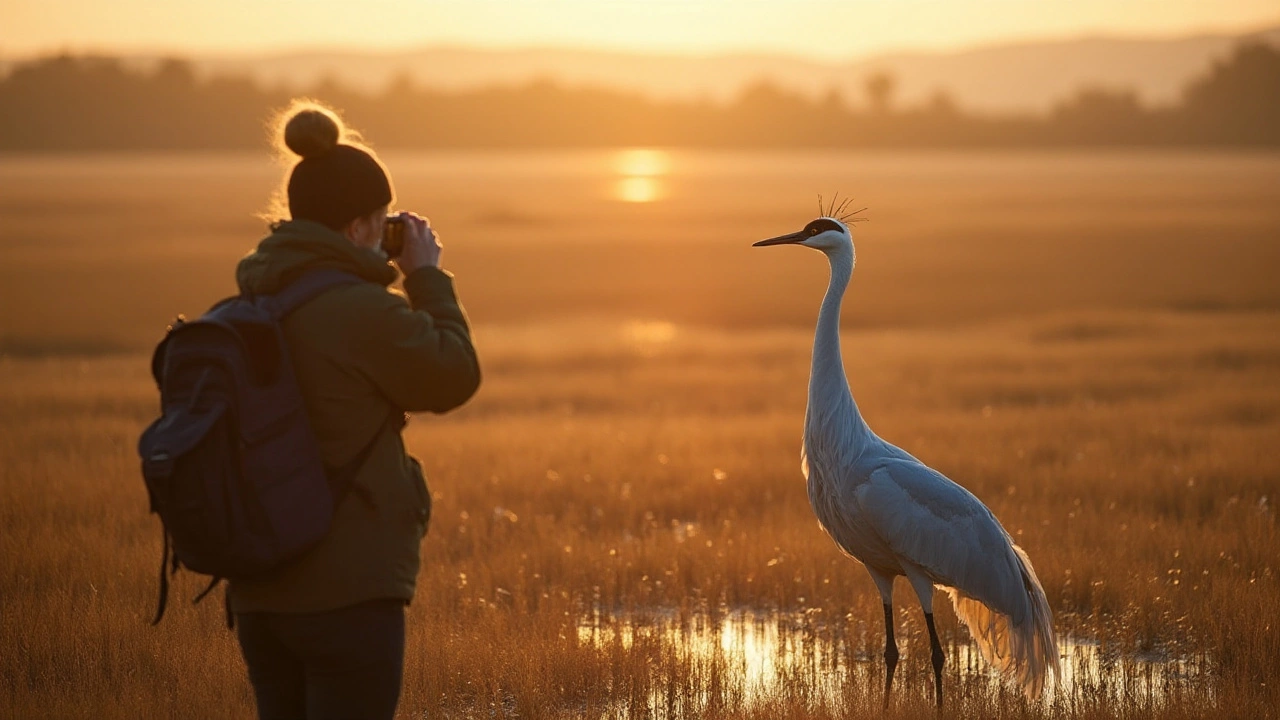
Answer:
[{"left": 282, "top": 106, "right": 393, "bottom": 230}]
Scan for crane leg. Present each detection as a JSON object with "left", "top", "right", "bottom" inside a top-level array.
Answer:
[
  {"left": 882, "top": 603, "right": 898, "bottom": 708},
  {"left": 924, "top": 612, "right": 945, "bottom": 707}
]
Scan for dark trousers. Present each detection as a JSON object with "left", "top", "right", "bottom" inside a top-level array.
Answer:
[{"left": 235, "top": 598, "right": 406, "bottom": 720}]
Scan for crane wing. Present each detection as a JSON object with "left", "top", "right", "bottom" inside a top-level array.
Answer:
[{"left": 855, "top": 460, "right": 1030, "bottom": 623}]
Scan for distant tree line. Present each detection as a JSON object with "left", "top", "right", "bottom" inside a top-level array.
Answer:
[{"left": 0, "top": 42, "right": 1277, "bottom": 150}]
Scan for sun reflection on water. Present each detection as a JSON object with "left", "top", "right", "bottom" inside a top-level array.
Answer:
[
  {"left": 621, "top": 320, "right": 677, "bottom": 354},
  {"left": 612, "top": 148, "right": 670, "bottom": 203},
  {"left": 615, "top": 148, "right": 671, "bottom": 177},
  {"left": 578, "top": 609, "right": 1212, "bottom": 716},
  {"left": 615, "top": 176, "right": 663, "bottom": 203}
]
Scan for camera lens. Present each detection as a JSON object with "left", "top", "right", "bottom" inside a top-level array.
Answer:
[{"left": 382, "top": 216, "right": 405, "bottom": 258}]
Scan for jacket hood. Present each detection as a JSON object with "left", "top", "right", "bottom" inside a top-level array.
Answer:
[{"left": 236, "top": 219, "right": 399, "bottom": 296}]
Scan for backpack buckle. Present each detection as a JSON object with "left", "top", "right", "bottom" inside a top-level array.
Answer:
[{"left": 144, "top": 450, "right": 175, "bottom": 479}]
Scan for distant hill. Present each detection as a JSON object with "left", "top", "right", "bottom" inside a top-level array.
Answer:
[
  {"left": 864, "top": 27, "right": 1280, "bottom": 112},
  {"left": 4, "top": 39, "right": 1279, "bottom": 150},
  {"left": 26, "top": 23, "right": 1270, "bottom": 113},
  {"left": 0, "top": 22, "right": 1274, "bottom": 114}
]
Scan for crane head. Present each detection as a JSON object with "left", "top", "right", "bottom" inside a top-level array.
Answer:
[{"left": 753, "top": 216, "right": 853, "bottom": 253}]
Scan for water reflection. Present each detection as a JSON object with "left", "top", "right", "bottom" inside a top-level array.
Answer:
[
  {"left": 578, "top": 609, "right": 1212, "bottom": 715},
  {"left": 615, "top": 148, "right": 671, "bottom": 177},
  {"left": 621, "top": 320, "right": 677, "bottom": 355},
  {"left": 612, "top": 148, "right": 670, "bottom": 203},
  {"left": 615, "top": 176, "right": 664, "bottom": 203}
]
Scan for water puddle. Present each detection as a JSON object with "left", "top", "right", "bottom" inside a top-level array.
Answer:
[{"left": 577, "top": 609, "right": 1212, "bottom": 715}]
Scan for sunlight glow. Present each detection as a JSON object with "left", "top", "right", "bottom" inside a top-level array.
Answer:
[{"left": 612, "top": 148, "right": 670, "bottom": 203}]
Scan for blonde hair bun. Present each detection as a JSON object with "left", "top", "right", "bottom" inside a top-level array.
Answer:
[{"left": 283, "top": 107, "right": 341, "bottom": 158}]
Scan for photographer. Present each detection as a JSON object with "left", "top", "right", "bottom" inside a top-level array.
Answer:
[{"left": 230, "top": 101, "right": 480, "bottom": 720}]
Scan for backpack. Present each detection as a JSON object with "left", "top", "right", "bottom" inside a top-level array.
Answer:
[{"left": 139, "top": 268, "right": 393, "bottom": 626}]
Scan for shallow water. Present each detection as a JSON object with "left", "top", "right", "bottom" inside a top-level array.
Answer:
[{"left": 577, "top": 609, "right": 1212, "bottom": 715}]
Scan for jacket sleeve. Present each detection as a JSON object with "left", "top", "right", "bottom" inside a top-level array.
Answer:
[{"left": 352, "top": 266, "right": 481, "bottom": 413}]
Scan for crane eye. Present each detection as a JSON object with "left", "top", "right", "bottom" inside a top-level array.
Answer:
[{"left": 808, "top": 227, "right": 819, "bottom": 235}]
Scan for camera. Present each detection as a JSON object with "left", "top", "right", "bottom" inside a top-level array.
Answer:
[{"left": 381, "top": 215, "right": 406, "bottom": 258}]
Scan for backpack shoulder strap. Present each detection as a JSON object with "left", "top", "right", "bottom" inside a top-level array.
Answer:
[{"left": 262, "top": 269, "right": 366, "bottom": 320}]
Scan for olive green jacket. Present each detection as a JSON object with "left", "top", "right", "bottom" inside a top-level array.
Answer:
[{"left": 228, "top": 219, "right": 480, "bottom": 614}]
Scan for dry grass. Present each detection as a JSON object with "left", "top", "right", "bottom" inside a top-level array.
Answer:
[{"left": 1, "top": 149, "right": 1278, "bottom": 718}]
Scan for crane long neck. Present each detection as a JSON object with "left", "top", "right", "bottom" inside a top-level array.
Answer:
[{"left": 808, "top": 249, "right": 871, "bottom": 445}]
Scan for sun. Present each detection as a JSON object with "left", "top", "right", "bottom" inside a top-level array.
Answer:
[{"left": 613, "top": 148, "right": 671, "bottom": 203}]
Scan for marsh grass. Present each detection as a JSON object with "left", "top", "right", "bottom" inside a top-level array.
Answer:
[{"left": 1, "top": 150, "right": 1278, "bottom": 718}]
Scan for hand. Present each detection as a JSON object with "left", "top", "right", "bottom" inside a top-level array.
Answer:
[{"left": 393, "top": 212, "right": 442, "bottom": 276}]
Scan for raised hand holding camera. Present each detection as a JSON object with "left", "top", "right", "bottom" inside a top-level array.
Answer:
[{"left": 387, "top": 212, "right": 442, "bottom": 275}]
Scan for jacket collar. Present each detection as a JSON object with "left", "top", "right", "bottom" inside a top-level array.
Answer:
[{"left": 236, "top": 219, "right": 399, "bottom": 295}]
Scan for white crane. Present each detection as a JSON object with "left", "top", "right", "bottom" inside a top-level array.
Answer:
[{"left": 753, "top": 202, "right": 1059, "bottom": 707}]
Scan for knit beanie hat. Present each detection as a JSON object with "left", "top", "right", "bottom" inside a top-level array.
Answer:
[{"left": 283, "top": 107, "right": 393, "bottom": 230}]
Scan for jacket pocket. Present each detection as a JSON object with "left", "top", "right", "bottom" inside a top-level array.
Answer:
[{"left": 406, "top": 456, "right": 432, "bottom": 532}]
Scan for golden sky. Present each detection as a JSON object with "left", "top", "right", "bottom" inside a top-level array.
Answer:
[{"left": 3, "top": 0, "right": 1277, "bottom": 59}]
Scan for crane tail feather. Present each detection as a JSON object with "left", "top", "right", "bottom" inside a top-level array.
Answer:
[{"left": 945, "top": 544, "right": 1059, "bottom": 699}]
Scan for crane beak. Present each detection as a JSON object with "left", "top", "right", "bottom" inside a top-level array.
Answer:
[{"left": 753, "top": 230, "right": 807, "bottom": 247}]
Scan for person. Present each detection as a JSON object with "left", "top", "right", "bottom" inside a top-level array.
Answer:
[{"left": 229, "top": 100, "right": 481, "bottom": 720}]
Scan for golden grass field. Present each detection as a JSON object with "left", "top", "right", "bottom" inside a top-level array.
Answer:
[{"left": 1, "top": 149, "right": 1278, "bottom": 718}]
